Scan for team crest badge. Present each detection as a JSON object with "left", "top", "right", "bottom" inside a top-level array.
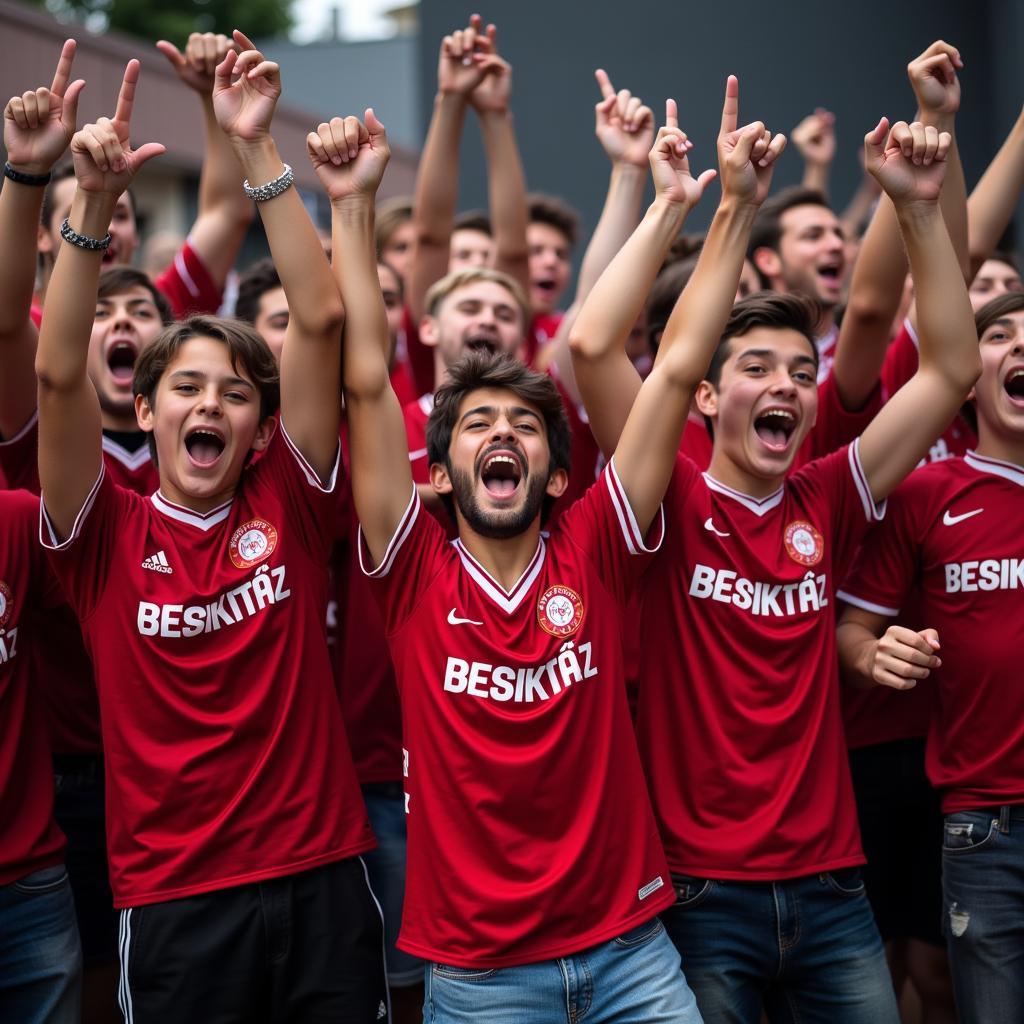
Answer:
[
  {"left": 537, "top": 585, "right": 585, "bottom": 638},
  {"left": 0, "top": 581, "right": 11, "bottom": 628},
  {"left": 784, "top": 520, "right": 824, "bottom": 567},
  {"left": 229, "top": 518, "right": 279, "bottom": 569}
]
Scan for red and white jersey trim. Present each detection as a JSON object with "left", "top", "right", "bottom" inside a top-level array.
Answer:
[
  {"left": 0, "top": 408, "right": 38, "bottom": 448},
  {"left": 360, "top": 486, "right": 420, "bottom": 580},
  {"left": 101, "top": 436, "right": 152, "bottom": 473},
  {"left": 279, "top": 421, "right": 340, "bottom": 493},
  {"left": 703, "top": 475, "right": 784, "bottom": 517},
  {"left": 904, "top": 317, "right": 920, "bottom": 350},
  {"left": 453, "top": 536, "right": 547, "bottom": 614},
  {"left": 40, "top": 465, "right": 106, "bottom": 550},
  {"left": 836, "top": 590, "right": 900, "bottom": 618},
  {"left": 848, "top": 437, "right": 886, "bottom": 523},
  {"left": 151, "top": 492, "right": 233, "bottom": 531},
  {"left": 175, "top": 237, "right": 201, "bottom": 298},
  {"left": 965, "top": 450, "right": 1024, "bottom": 488},
  {"left": 605, "top": 457, "right": 665, "bottom": 555}
]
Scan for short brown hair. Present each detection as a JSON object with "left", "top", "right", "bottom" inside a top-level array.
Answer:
[
  {"left": 234, "top": 258, "right": 281, "bottom": 325},
  {"left": 427, "top": 352, "right": 570, "bottom": 524},
  {"left": 748, "top": 186, "right": 832, "bottom": 272},
  {"left": 134, "top": 316, "right": 280, "bottom": 462},
  {"left": 453, "top": 209, "right": 492, "bottom": 235},
  {"left": 975, "top": 291, "right": 1024, "bottom": 337},
  {"left": 705, "top": 292, "right": 820, "bottom": 388},
  {"left": 424, "top": 268, "right": 531, "bottom": 334},
  {"left": 98, "top": 267, "right": 173, "bottom": 325},
  {"left": 375, "top": 196, "right": 413, "bottom": 257},
  {"left": 527, "top": 193, "right": 579, "bottom": 248}
]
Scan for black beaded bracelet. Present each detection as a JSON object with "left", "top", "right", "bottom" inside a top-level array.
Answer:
[
  {"left": 59, "top": 217, "right": 112, "bottom": 251},
  {"left": 4, "top": 162, "right": 52, "bottom": 186}
]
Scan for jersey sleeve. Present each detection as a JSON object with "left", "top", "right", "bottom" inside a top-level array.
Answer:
[
  {"left": 0, "top": 410, "right": 41, "bottom": 493},
  {"left": 248, "top": 422, "right": 342, "bottom": 563},
  {"left": 556, "top": 457, "right": 665, "bottom": 604},
  {"left": 358, "top": 486, "right": 450, "bottom": 634},
  {"left": 153, "top": 239, "right": 223, "bottom": 318},
  {"left": 39, "top": 466, "right": 130, "bottom": 621},
  {"left": 838, "top": 480, "right": 923, "bottom": 617},
  {"left": 800, "top": 374, "right": 884, "bottom": 463},
  {"left": 880, "top": 321, "right": 919, "bottom": 401}
]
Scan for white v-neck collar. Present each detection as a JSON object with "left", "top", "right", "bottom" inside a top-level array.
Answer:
[
  {"left": 453, "top": 536, "right": 547, "bottom": 614},
  {"left": 150, "top": 491, "right": 233, "bottom": 530},
  {"left": 102, "top": 434, "right": 152, "bottom": 471},
  {"left": 703, "top": 473, "right": 784, "bottom": 517},
  {"left": 965, "top": 450, "right": 1024, "bottom": 489}
]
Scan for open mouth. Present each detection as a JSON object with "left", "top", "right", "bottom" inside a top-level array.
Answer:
[
  {"left": 101, "top": 244, "right": 119, "bottom": 266},
  {"left": 479, "top": 450, "right": 523, "bottom": 499},
  {"left": 184, "top": 427, "right": 226, "bottom": 468},
  {"left": 817, "top": 263, "right": 843, "bottom": 287},
  {"left": 533, "top": 277, "right": 557, "bottom": 295},
  {"left": 753, "top": 408, "right": 797, "bottom": 451},
  {"left": 465, "top": 334, "right": 499, "bottom": 356},
  {"left": 1004, "top": 368, "right": 1024, "bottom": 403},
  {"left": 106, "top": 340, "right": 138, "bottom": 384}
]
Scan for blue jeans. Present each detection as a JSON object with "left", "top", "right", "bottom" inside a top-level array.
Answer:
[
  {"left": 0, "top": 864, "right": 83, "bottom": 1023},
  {"left": 425, "top": 917, "right": 702, "bottom": 1023},
  {"left": 362, "top": 783, "right": 423, "bottom": 987},
  {"left": 942, "top": 805, "right": 1024, "bottom": 1023},
  {"left": 661, "top": 869, "right": 899, "bottom": 1023}
]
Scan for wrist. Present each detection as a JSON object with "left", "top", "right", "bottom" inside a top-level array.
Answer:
[
  {"left": 435, "top": 90, "right": 469, "bottom": 110},
  {"left": 233, "top": 139, "right": 284, "bottom": 180},
  {"left": 476, "top": 105, "right": 511, "bottom": 122},
  {"left": 68, "top": 188, "right": 116, "bottom": 235},
  {"left": 918, "top": 108, "right": 955, "bottom": 133},
  {"left": 895, "top": 199, "right": 941, "bottom": 230},
  {"left": 611, "top": 159, "right": 647, "bottom": 178},
  {"left": 649, "top": 195, "right": 690, "bottom": 224},
  {"left": 717, "top": 195, "right": 762, "bottom": 221}
]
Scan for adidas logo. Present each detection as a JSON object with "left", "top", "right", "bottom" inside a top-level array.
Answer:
[
  {"left": 376, "top": 1001, "right": 388, "bottom": 1020},
  {"left": 141, "top": 550, "right": 174, "bottom": 574}
]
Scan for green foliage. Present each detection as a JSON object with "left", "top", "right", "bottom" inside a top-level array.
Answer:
[{"left": 26, "top": 0, "right": 294, "bottom": 41}]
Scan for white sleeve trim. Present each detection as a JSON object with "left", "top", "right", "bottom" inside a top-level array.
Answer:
[
  {"left": 605, "top": 457, "right": 665, "bottom": 555},
  {"left": 0, "top": 407, "right": 38, "bottom": 447},
  {"left": 39, "top": 464, "right": 105, "bottom": 551},
  {"left": 175, "top": 239, "right": 200, "bottom": 298},
  {"left": 279, "top": 420, "right": 340, "bottom": 493},
  {"left": 837, "top": 589, "right": 900, "bottom": 617},
  {"left": 849, "top": 438, "right": 887, "bottom": 523},
  {"left": 359, "top": 485, "right": 420, "bottom": 579},
  {"left": 903, "top": 317, "right": 919, "bottom": 350}
]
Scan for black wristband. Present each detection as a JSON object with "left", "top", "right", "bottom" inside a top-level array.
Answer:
[
  {"left": 4, "top": 162, "right": 52, "bottom": 186},
  {"left": 59, "top": 217, "right": 112, "bottom": 251}
]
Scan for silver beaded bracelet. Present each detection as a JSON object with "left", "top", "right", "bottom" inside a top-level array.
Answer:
[
  {"left": 242, "top": 163, "right": 294, "bottom": 202},
  {"left": 59, "top": 217, "right": 112, "bottom": 251}
]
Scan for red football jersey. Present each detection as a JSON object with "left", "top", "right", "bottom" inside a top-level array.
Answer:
[
  {"left": 402, "top": 393, "right": 434, "bottom": 485},
  {"left": 881, "top": 320, "right": 976, "bottom": 463},
  {"left": 815, "top": 324, "right": 838, "bottom": 383},
  {"left": 0, "top": 491, "right": 65, "bottom": 885},
  {"left": 838, "top": 452, "right": 1024, "bottom": 811},
  {"left": 153, "top": 238, "right": 223, "bottom": 319},
  {"left": 361, "top": 462, "right": 674, "bottom": 967},
  {"left": 42, "top": 426, "right": 374, "bottom": 907},
  {"left": 636, "top": 442, "right": 884, "bottom": 879}
]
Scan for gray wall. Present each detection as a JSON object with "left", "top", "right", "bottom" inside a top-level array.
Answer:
[{"left": 420, "top": 0, "right": 1023, "bottom": 245}]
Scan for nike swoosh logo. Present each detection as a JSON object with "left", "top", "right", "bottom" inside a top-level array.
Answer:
[
  {"left": 447, "top": 608, "right": 483, "bottom": 626},
  {"left": 704, "top": 517, "right": 730, "bottom": 538},
  {"left": 942, "top": 508, "right": 984, "bottom": 526}
]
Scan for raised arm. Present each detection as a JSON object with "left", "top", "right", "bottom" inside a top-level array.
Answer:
[
  {"left": 831, "top": 39, "right": 965, "bottom": 411},
  {"left": 838, "top": 605, "right": 941, "bottom": 692},
  {"left": 856, "top": 118, "right": 980, "bottom": 501},
  {"left": 792, "top": 108, "right": 835, "bottom": 197},
  {"left": 407, "top": 17, "right": 491, "bottom": 323},
  {"left": 36, "top": 60, "right": 164, "bottom": 537},
  {"left": 468, "top": 24, "right": 530, "bottom": 297},
  {"left": 213, "top": 32, "right": 344, "bottom": 480},
  {"left": 595, "top": 84, "right": 786, "bottom": 534},
  {"left": 311, "top": 112, "right": 413, "bottom": 564},
  {"left": 157, "top": 32, "right": 255, "bottom": 287},
  {"left": 966, "top": 104, "right": 1024, "bottom": 277},
  {"left": 0, "top": 40, "right": 83, "bottom": 439},
  {"left": 544, "top": 69, "right": 653, "bottom": 388}
]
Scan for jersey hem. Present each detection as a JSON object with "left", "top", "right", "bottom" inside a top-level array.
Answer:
[
  {"left": 40, "top": 464, "right": 106, "bottom": 551},
  {"left": 396, "top": 886, "right": 675, "bottom": 969},
  {"left": 0, "top": 848, "right": 66, "bottom": 889},
  {"left": 941, "top": 792, "right": 1024, "bottom": 814},
  {"left": 666, "top": 853, "right": 865, "bottom": 882},
  {"left": 112, "top": 839, "right": 376, "bottom": 909},
  {"left": 0, "top": 407, "right": 39, "bottom": 447}
]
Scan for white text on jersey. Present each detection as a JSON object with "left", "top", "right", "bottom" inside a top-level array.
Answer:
[
  {"left": 443, "top": 640, "right": 598, "bottom": 702},
  {"left": 945, "top": 559, "right": 1024, "bottom": 594},
  {"left": 0, "top": 627, "right": 19, "bottom": 664},
  {"left": 689, "top": 564, "right": 828, "bottom": 617},
  {"left": 136, "top": 564, "right": 291, "bottom": 638}
]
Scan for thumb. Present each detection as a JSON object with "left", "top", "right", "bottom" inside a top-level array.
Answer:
[
  {"left": 213, "top": 49, "right": 238, "bottom": 94},
  {"left": 365, "top": 107, "right": 387, "bottom": 141},
  {"left": 695, "top": 168, "right": 717, "bottom": 193},
  {"left": 63, "top": 79, "right": 85, "bottom": 128},
  {"left": 920, "top": 628, "right": 940, "bottom": 651},
  {"left": 731, "top": 121, "right": 764, "bottom": 165},
  {"left": 133, "top": 142, "right": 166, "bottom": 169},
  {"left": 864, "top": 117, "right": 888, "bottom": 160},
  {"left": 155, "top": 40, "right": 187, "bottom": 71}
]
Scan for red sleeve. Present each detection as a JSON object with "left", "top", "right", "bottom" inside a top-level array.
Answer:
[
  {"left": 0, "top": 411, "right": 41, "bottom": 494},
  {"left": 556, "top": 459, "right": 665, "bottom": 604},
  {"left": 880, "top": 321, "right": 919, "bottom": 401},
  {"left": 401, "top": 305, "right": 435, "bottom": 398},
  {"left": 796, "top": 374, "right": 884, "bottom": 466},
  {"left": 154, "top": 239, "right": 223, "bottom": 318}
]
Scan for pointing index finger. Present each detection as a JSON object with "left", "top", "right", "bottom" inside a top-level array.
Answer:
[
  {"left": 665, "top": 97, "right": 678, "bottom": 130},
  {"left": 113, "top": 59, "right": 140, "bottom": 127},
  {"left": 594, "top": 68, "right": 615, "bottom": 100},
  {"left": 720, "top": 74, "right": 739, "bottom": 135},
  {"left": 51, "top": 38, "right": 77, "bottom": 98}
]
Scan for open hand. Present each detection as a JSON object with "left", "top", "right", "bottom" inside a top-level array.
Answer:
[
  {"left": 870, "top": 625, "right": 941, "bottom": 690},
  {"left": 908, "top": 40, "right": 962, "bottom": 118},
  {"left": 3, "top": 39, "right": 85, "bottom": 175},
  {"left": 157, "top": 32, "right": 238, "bottom": 96},
  {"left": 650, "top": 98, "right": 716, "bottom": 212},
  {"left": 864, "top": 118, "right": 950, "bottom": 206},
  {"left": 212, "top": 30, "right": 280, "bottom": 143},
  {"left": 717, "top": 76, "right": 786, "bottom": 207},
  {"left": 594, "top": 69, "right": 654, "bottom": 168},
  {"left": 308, "top": 108, "right": 390, "bottom": 201},
  {"left": 69, "top": 59, "right": 165, "bottom": 194}
]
